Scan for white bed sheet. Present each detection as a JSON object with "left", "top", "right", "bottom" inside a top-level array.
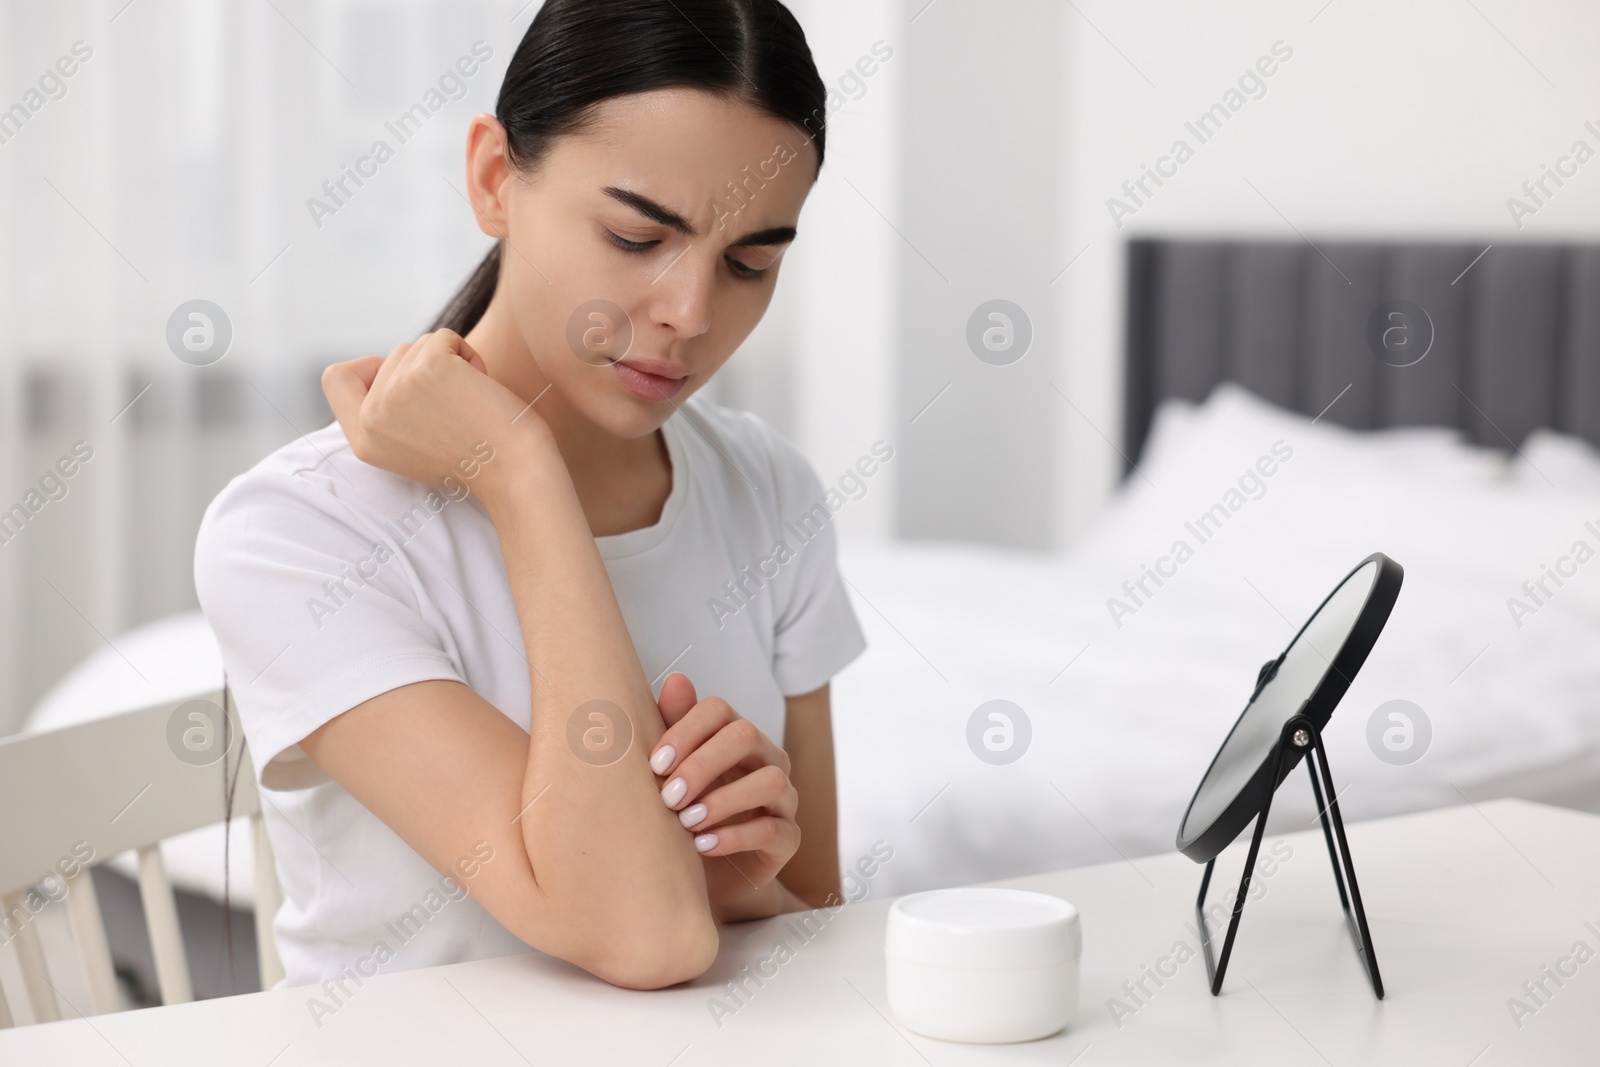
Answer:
[{"left": 831, "top": 385, "right": 1600, "bottom": 901}]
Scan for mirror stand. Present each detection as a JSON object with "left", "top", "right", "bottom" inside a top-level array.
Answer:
[{"left": 1195, "top": 714, "right": 1385, "bottom": 999}]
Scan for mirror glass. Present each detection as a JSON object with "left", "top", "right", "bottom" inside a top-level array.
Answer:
[{"left": 1180, "top": 560, "right": 1379, "bottom": 843}]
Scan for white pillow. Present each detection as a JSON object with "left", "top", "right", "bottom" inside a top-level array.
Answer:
[
  {"left": 1165, "top": 382, "right": 1510, "bottom": 485},
  {"left": 1130, "top": 395, "right": 1197, "bottom": 475},
  {"left": 1515, "top": 428, "right": 1600, "bottom": 493},
  {"left": 1077, "top": 381, "right": 1527, "bottom": 584}
]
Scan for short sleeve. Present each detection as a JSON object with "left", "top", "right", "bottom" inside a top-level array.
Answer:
[
  {"left": 193, "top": 470, "right": 465, "bottom": 791},
  {"left": 759, "top": 427, "right": 870, "bottom": 696}
]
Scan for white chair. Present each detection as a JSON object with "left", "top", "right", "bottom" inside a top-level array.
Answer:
[
  {"left": 23, "top": 611, "right": 259, "bottom": 915},
  {"left": 0, "top": 689, "right": 284, "bottom": 1027}
]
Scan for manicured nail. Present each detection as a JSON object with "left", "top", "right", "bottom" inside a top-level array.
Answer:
[
  {"left": 661, "top": 777, "right": 687, "bottom": 808},
  {"left": 679, "top": 803, "right": 707, "bottom": 829},
  {"left": 694, "top": 833, "right": 718, "bottom": 853},
  {"left": 649, "top": 745, "right": 675, "bottom": 775}
]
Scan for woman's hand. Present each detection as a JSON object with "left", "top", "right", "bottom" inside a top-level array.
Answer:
[
  {"left": 321, "top": 330, "right": 547, "bottom": 504},
  {"left": 649, "top": 673, "right": 802, "bottom": 921}
]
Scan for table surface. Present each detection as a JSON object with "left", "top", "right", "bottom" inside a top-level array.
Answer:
[{"left": 3, "top": 798, "right": 1598, "bottom": 1066}]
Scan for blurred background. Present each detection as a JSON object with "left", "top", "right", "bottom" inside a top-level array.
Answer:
[
  {"left": 8, "top": 0, "right": 1600, "bottom": 1022},
  {"left": 4, "top": 0, "right": 1600, "bottom": 733}
]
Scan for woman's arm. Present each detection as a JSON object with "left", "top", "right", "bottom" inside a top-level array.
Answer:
[
  {"left": 483, "top": 424, "right": 720, "bottom": 975},
  {"left": 778, "top": 683, "right": 842, "bottom": 908},
  {"left": 302, "top": 337, "right": 717, "bottom": 989}
]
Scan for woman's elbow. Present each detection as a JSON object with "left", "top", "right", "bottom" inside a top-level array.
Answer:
[{"left": 582, "top": 913, "right": 720, "bottom": 990}]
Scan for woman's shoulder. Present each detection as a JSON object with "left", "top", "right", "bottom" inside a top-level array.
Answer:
[
  {"left": 198, "top": 421, "right": 341, "bottom": 536},
  {"left": 193, "top": 418, "right": 430, "bottom": 565},
  {"left": 204, "top": 422, "right": 432, "bottom": 521}
]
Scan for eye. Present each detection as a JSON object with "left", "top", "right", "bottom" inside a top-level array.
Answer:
[
  {"left": 605, "top": 230, "right": 658, "bottom": 254},
  {"left": 609, "top": 225, "right": 774, "bottom": 280},
  {"left": 726, "top": 256, "right": 771, "bottom": 281}
]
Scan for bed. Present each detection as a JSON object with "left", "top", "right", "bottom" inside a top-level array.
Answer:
[
  {"left": 21, "top": 238, "right": 1600, "bottom": 995},
  {"left": 830, "top": 237, "right": 1600, "bottom": 899}
]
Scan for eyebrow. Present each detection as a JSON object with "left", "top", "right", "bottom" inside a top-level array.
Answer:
[{"left": 602, "top": 185, "right": 798, "bottom": 248}]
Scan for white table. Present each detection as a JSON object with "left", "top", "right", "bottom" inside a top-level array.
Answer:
[{"left": 3, "top": 799, "right": 1597, "bottom": 1065}]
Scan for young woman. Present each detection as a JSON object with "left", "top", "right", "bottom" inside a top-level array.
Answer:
[{"left": 193, "top": 0, "right": 867, "bottom": 993}]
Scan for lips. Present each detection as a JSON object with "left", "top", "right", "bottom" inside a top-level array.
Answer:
[
  {"left": 615, "top": 358, "right": 689, "bottom": 380},
  {"left": 612, "top": 359, "right": 688, "bottom": 401}
]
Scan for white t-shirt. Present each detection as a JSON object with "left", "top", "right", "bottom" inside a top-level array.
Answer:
[{"left": 192, "top": 392, "right": 868, "bottom": 992}]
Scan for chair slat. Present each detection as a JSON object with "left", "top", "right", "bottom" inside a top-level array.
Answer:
[
  {"left": 136, "top": 847, "right": 193, "bottom": 1005},
  {"left": 0, "top": 689, "right": 286, "bottom": 1025},
  {"left": 63, "top": 868, "right": 121, "bottom": 1015},
  {"left": 3, "top": 890, "right": 59, "bottom": 1024},
  {"left": 252, "top": 813, "right": 285, "bottom": 990},
  {"left": 0, "top": 971, "right": 13, "bottom": 1028}
]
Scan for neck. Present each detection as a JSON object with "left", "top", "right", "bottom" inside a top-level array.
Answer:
[{"left": 464, "top": 286, "right": 658, "bottom": 488}]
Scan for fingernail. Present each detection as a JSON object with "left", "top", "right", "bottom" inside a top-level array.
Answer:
[
  {"left": 661, "top": 777, "right": 687, "bottom": 808},
  {"left": 678, "top": 803, "right": 707, "bottom": 829},
  {"left": 694, "top": 833, "right": 718, "bottom": 853},
  {"left": 649, "top": 745, "right": 675, "bottom": 775}
]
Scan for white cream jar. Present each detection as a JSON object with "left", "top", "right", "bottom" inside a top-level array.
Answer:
[{"left": 884, "top": 887, "right": 1081, "bottom": 1043}]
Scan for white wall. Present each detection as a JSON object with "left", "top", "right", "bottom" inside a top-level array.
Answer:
[
  {"left": 1055, "top": 0, "right": 1600, "bottom": 543},
  {"left": 717, "top": 0, "right": 904, "bottom": 544},
  {"left": 891, "top": 0, "right": 1066, "bottom": 549}
]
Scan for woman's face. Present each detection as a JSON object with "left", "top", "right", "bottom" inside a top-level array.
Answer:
[{"left": 464, "top": 88, "right": 819, "bottom": 439}]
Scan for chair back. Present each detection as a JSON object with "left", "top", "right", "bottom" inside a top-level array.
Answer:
[{"left": 0, "top": 688, "right": 284, "bottom": 1026}]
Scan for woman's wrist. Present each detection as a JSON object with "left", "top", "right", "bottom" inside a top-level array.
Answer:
[
  {"left": 474, "top": 420, "right": 567, "bottom": 521},
  {"left": 774, "top": 881, "right": 821, "bottom": 914},
  {"left": 711, "top": 879, "right": 819, "bottom": 924},
  {"left": 711, "top": 879, "right": 781, "bottom": 924}
]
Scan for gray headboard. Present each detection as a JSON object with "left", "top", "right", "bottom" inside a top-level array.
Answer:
[{"left": 1123, "top": 239, "right": 1600, "bottom": 466}]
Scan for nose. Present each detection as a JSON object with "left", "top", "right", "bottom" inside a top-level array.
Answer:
[{"left": 648, "top": 249, "right": 714, "bottom": 340}]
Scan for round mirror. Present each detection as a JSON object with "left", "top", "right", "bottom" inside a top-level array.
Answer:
[{"left": 1177, "top": 553, "right": 1403, "bottom": 862}]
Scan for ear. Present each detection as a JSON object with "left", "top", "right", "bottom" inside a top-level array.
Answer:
[
  {"left": 463, "top": 113, "right": 514, "bottom": 241},
  {"left": 656, "top": 671, "right": 698, "bottom": 727}
]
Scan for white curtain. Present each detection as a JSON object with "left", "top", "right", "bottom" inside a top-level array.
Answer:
[
  {"left": 0, "top": 0, "right": 559, "bottom": 730},
  {"left": 0, "top": 0, "right": 911, "bottom": 733}
]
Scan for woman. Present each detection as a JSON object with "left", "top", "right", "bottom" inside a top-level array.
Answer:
[{"left": 194, "top": 0, "right": 866, "bottom": 993}]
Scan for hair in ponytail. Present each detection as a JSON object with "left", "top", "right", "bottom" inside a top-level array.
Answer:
[
  {"left": 219, "top": 674, "right": 247, "bottom": 995},
  {"left": 428, "top": 0, "right": 828, "bottom": 335}
]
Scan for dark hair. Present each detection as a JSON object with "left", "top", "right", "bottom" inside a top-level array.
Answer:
[
  {"left": 428, "top": 0, "right": 828, "bottom": 336},
  {"left": 213, "top": 674, "right": 248, "bottom": 999}
]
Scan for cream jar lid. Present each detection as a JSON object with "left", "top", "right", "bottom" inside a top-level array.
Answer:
[{"left": 886, "top": 888, "right": 1082, "bottom": 970}]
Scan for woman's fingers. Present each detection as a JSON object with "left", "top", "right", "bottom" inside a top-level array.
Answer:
[
  {"left": 692, "top": 814, "right": 799, "bottom": 860},
  {"left": 407, "top": 328, "right": 482, "bottom": 376},
  {"left": 314, "top": 330, "right": 543, "bottom": 495},
  {"left": 454, "top": 332, "right": 489, "bottom": 374},
  {"left": 340, "top": 333, "right": 468, "bottom": 417},
  {"left": 361, "top": 350, "right": 400, "bottom": 384},
  {"left": 649, "top": 692, "right": 734, "bottom": 778},
  {"left": 654, "top": 672, "right": 698, "bottom": 730},
  {"left": 650, "top": 695, "right": 790, "bottom": 782},
  {"left": 368, "top": 341, "right": 413, "bottom": 393},
  {"left": 649, "top": 692, "right": 804, "bottom": 903},
  {"left": 321, "top": 347, "right": 404, "bottom": 419},
  {"left": 321, "top": 356, "right": 385, "bottom": 431},
  {"left": 657, "top": 715, "right": 789, "bottom": 811},
  {"left": 676, "top": 763, "right": 796, "bottom": 831}
]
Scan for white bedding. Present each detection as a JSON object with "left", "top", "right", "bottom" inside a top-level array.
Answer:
[
  {"left": 831, "top": 384, "right": 1600, "bottom": 900},
  {"left": 24, "top": 385, "right": 1600, "bottom": 911}
]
